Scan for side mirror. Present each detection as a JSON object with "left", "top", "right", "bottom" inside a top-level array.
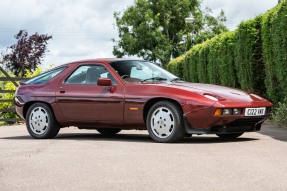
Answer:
[{"left": 98, "top": 78, "right": 112, "bottom": 86}]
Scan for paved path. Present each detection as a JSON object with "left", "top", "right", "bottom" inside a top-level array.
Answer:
[{"left": 1, "top": 124, "right": 287, "bottom": 191}]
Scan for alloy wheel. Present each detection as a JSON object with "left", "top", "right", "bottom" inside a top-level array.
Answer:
[
  {"left": 29, "top": 107, "right": 49, "bottom": 135},
  {"left": 150, "top": 107, "right": 175, "bottom": 138}
]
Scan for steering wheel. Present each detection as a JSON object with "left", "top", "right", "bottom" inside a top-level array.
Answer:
[{"left": 121, "top": 75, "right": 130, "bottom": 79}]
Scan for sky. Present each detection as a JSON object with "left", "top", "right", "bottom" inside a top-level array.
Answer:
[{"left": 0, "top": 0, "right": 279, "bottom": 69}]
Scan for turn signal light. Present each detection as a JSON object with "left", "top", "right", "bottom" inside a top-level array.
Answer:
[{"left": 214, "top": 109, "right": 222, "bottom": 115}]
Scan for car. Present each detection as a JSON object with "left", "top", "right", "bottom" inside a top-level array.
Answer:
[{"left": 14, "top": 58, "right": 273, "bottom": 143}]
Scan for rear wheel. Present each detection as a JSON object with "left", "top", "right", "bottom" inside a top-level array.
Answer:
[
  {"left": 97, "top": 128, "right": 121, "bottom": 135},
  {"left": 146, "top": 101, "right": 185, "bottom": 143},
  {"left": 216, "top": 133, "right": 244, "bottom": 139},
  {"left": 26, "top": 103, "right": 60, "bottom": 139}
]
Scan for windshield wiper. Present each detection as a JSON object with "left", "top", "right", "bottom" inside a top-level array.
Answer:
[
  {"left": 170, "top": 77, "right": 185, "bottom": 82},
  {"left": 141, "top": 77, "right": 167, "bottom": 83}
]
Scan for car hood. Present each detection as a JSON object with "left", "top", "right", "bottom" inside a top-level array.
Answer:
[{"left": 146, "top": 82, "right": 267, "bottom": 102}]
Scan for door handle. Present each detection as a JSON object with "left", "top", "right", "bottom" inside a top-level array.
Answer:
[{"left": 60, "top": 89, "right": 65, "bottom": 93}]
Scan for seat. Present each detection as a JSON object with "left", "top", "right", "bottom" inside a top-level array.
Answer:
[{"left": 86, "top": 67, "right": 100, "bottom": 85}]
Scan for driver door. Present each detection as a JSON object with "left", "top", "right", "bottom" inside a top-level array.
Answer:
[{"left": 56, "top": 63, "right": 124, "bottom": 122}]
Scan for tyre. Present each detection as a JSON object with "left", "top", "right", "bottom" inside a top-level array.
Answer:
[
  {"left": 216, "top": 133, "right": 244, "bottom": 139},
  {"left": 26, "top": 102, "right": 60, "bottom": 139},
  {"left": 146, "top": 101, "right": 185, "bottom": 143},
  {"left": 97, "top": 128, "right": 121, "bottom": 135}
]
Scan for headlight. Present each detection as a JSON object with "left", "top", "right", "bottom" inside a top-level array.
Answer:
[
  {"left": 222, "top": 108, "right": 232, "bottom": 115},
  {"left": 233, "top": 108, "right": 242, "bottom": 115},
  {"left": 204, "top": 95, "right": 218, "bottom": 101}
]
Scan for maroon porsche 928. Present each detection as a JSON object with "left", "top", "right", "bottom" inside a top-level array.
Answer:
[{"left": 15, "top": 59, "right": 273, "bottom": 143}]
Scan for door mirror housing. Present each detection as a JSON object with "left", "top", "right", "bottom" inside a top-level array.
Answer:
[{"left": 98, "top": 78, "right": 112, "bottom": 86}]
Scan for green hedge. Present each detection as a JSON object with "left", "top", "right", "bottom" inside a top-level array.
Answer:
[
  {"left": 234, "top": 15, "right": 265, "bottom": 96},
  {"left": 218, "top": 31, "right": 238, "bottom": 88},
  {"left": 207, "top": 36, "right": 221, "bottom": 85},
  {"left": 167, "top": 56, "right": 184, "bottom": 78},
  {"left": 262, "top": 2, "right": 287, "bottom": 102},
  {"left": 198, "top": 41, "right": 209, "bottom": 84},
  {"left": 166, "top": 0, "right": 287, "bottom": 103},
  {"left": 189, "top": 45, "right": 200, "bottom": 83}
]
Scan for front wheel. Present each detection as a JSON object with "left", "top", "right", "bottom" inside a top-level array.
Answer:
[
  {"left": 146, "top": 101, "right": 185, "bottom": 143},
  {"left": 26, "top": 103, "right": 60, "bottom": 139},
  {"left": 216, "top": 133, "right": 244, "bottom": 139}
]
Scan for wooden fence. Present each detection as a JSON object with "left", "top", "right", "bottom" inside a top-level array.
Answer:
[{"left": 0, "top": 67, "right": 31, "bottom": 122}]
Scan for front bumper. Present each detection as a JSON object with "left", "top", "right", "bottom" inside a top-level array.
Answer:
[{"left": 183, "top": 114, "right": 270, "bottom": 134}]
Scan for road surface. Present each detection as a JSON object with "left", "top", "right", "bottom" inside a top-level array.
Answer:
[{"left": 1, "top": 124, "right": 287, "bottom": 191}]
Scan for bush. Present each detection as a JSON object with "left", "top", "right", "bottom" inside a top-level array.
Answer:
[
  {"left": 207, "top": 36, "right": 221, "bottom": 85},
  {"left": 218, "top": 31, "right": 238, "bottom": 88},
  {"left": 189, "top": 45, "right": 200, "bottom": 83},
  {"left": 262, "top": 1, "right": 287, "bottom": 103},
  {"left": 234, "top": 15, "right": 265, "bottom": 96},
  {"left": 197, "top": 40, "right": 210, "bottom": 84},
  {"left": 175, "top": 56, "right": 184, "bottom": 78},
  {"left": 183, "top": 52, "right": 191, "bottom": 82},
  {"left": 0, "top": 80, "right": 20, "bottom": 124},
  {"left": 272, "top": 97, "right": 287, "bottom": 126}
]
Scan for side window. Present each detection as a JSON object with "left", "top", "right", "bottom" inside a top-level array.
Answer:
[
  {"left": 25, "top": 67, "right": 67, "bottom": 84},
  {"left": 65, "top": 65, "right": 117, "bottom": 85}
]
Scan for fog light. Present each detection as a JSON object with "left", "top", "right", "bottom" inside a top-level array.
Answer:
[
  {"left": 222, "top": 108, "right": 232, "bottom": 115},
  {"left": 233, "top": 108, "right": 242, "bottom": 115}
]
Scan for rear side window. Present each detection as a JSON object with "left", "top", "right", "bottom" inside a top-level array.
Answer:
[{"left": 25, "top": 67, "right": 67, "bottom": 84}]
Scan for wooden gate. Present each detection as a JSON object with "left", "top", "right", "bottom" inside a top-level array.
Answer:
[{"left": 0, "top": 67, "right": 31, "bottom": 122}]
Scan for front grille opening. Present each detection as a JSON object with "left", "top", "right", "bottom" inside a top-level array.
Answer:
[
  {"left": 211, "top": 118, "right": 264, "bottom": 133},
  {"left": 226, "top": 118, "right": 263, "bottom": 133},
  {"left": 228, "top": 118, "right": 263, "bottom": 126}
]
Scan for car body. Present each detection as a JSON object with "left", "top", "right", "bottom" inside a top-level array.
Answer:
[{"left": 15, "top": 58, "right": 273, "bottom": 142}]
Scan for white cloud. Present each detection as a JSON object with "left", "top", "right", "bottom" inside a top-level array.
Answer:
[
  {"left": 0, "top": 0, "right": 279, "bottom": 69},
  {"left": 201, "top": 0, "right": 278, "bottom": 30}
]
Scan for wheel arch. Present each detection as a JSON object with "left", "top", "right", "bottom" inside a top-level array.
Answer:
[
  {"left": 143, "top": 97, "right": 183, "bottom": 124},
  {"left": 23, "top": 101, "right": 54, "bottom": 120}
]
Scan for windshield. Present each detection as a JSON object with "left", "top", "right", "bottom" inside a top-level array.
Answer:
[{"left": 109, "top": 61, "right": 177, "bottom": 83}]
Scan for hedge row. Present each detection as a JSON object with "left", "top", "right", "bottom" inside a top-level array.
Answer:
[
  {"left": 166, "top": 1, "right": 287, "bottom": 103},
  {"left": 262, "top": 2, "right": 287, "bottom": 102}
]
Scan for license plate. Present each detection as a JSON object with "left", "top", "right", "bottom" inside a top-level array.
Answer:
[{"left": 245, "top": 107, "right": 266, "bottom": 116}]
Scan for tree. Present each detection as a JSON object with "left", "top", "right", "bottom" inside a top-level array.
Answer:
[
  {"left": 1, "top": 30, "right": 52, "bottom": 77},
  {"left": 112, "top": 0, "right": 228, "bottom": 67}
]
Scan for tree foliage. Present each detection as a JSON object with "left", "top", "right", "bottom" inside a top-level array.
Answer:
[
  {"left": 1, "top": 30, "right": 52, "bottom": 77},
  {"left": 112, "top": 0, "right": 228, "bottom": 67}
]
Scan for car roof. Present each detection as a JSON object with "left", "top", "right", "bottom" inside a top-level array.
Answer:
[{"left": 57, "top": 58, "right": 145, "bottom": 67}]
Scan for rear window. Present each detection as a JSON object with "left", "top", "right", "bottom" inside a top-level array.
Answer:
[{"left": 25, "top": 67, "right": 67, "bottom": 84}]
